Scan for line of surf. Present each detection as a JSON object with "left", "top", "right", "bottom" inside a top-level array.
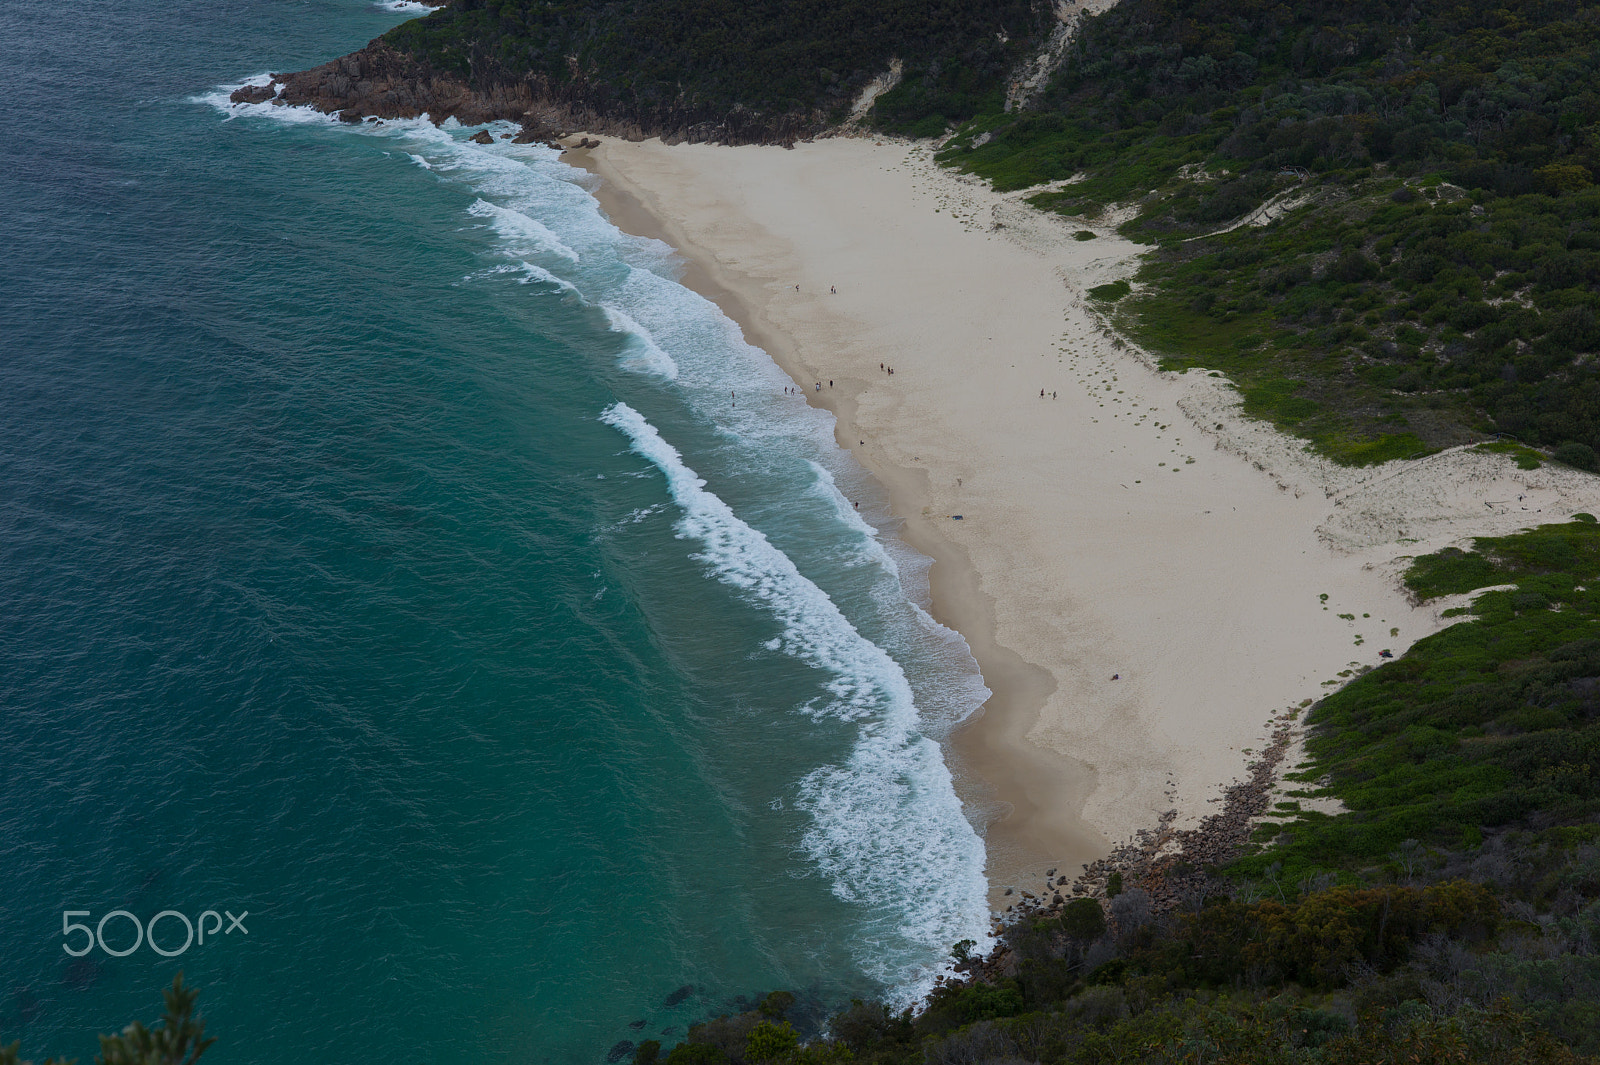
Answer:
[
  {"left": 200, "top": 81, "right": 993, "bottom": 996},
  {"left": 600, "top": 402, "right": 990, "bottom": 996}
]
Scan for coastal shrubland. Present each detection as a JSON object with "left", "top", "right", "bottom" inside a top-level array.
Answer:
[
  {"left": 380, "top": 0, "right": 1044, "bottom": 138},
  {"left": 942, "top": 0, "right": 1600, "bottom": 463},
  {"left": 648, "top": 518, "right": 1600, "bottom": 1062}
]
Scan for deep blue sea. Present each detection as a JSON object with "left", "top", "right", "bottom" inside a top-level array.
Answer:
[{"left": 0, "top": 2, "right": 993, "bottom": 1061}]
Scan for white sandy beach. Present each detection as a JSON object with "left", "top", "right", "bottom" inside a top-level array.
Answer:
[{"left": 573, "top": 135, "right": 1600, "bottom": 899}]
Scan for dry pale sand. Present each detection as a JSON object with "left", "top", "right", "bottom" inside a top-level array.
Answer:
[{"left": 572, "top": 135, "right": 1600, "bottom": 901}]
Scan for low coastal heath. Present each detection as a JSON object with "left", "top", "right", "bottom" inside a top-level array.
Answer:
[{"left": 575, "top": 134, "right": 1600, "bottom": 899}]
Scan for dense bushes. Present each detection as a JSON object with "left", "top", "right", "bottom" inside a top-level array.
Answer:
[
  {"left": 653, "top": 875, "right": 1597, "bottom": 1063},
  {"left": 646, "top": 522, "right": 1600, "bottom": 1063},
  {"left": 943, "top": 0, "right": 1600, "bottom": 461},
  {"left": 383, "top": 0, "right": 1044, "bottom": 134},
  {"left": 1242, "top": 521, "right": 1600, "bottom": 880}
]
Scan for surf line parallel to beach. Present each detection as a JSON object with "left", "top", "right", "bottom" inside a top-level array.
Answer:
[{"left": 567, "top": 133, "right": 1600, "bottom": 904}]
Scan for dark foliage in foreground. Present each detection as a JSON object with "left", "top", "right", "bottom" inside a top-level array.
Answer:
[
  {"left": 2, "top": 974, "right": 213, "bottom": 1065},
  {"left": 943, "top": 0, "right": 1600, "bottom": 462}
]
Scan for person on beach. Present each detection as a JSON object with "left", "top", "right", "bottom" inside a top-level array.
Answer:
[
  {"left": 828, "top": 380, "right": 833, "bottom": 388},
  {"left": 830, "top": 285, "right": 836, "bottom": 294}
]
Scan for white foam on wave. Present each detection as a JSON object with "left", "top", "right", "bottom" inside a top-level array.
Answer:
[
  {"left": 601, "top": 306, "right": 678, "bottom": 380},
  {"left": 189, "top": 73, "right": 283, "bottom": 113},
  {"left": 515, "top": 261, "right": 581, "bottom": 296},
  {"left": 800, "top": 462, "right": 991, "bottom": 743},
  {"left": 466, "top": 198, "right": 580, "bottom": 263},
  {"left": 376, "top": 0, "right": 434, "bottom": 12},
  {"left": 199, "top": 87, "right": 993, "bottom": 996},
  {"left": 805, "top": 461, "right": 894, "bottom": 570},
  {"left": 600, "top": 402, "right": 990, "bottom": 998}
]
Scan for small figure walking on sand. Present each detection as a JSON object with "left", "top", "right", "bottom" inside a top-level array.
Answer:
[
  {"left": 1041, "top": 389, "right": 1045, "bottom": 397},
  {"left": 1111, "top": 673, "right": 1120, "bottom": 680},
  {"left": 828, "top": 380, "right": 833, "bottom": 388},
  {"left": 830, "top": 285, "right": 836, "bottom": 294},
  {"left": 794, "top": 284, "right": 800, "bottom": 292}
]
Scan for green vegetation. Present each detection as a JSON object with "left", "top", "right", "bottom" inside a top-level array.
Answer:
[
  {"left": 941, "top": 0, "right": 1600, "bottom": 463},
  {"left": 383, "top": 0, "right": 1043, "bottom": 138},
  {"left": 1087, "top": 278, "right": 1132, "bottom": 301},
  {"left": 359, "top": 2, "right": 1600, "bottom": 1055},
  {"left": 2, "top": 975, "right": 213, "bottom": 1065},
  {"left": 648, "top": 520, "right": 1600, "bottom": 1062},
  {"left": 1252, "top": 518, "right": 1600, "bottom": 880},
  {"left": 370, "top": 0, "right": 1600, "bottom": 461},
  {"left": 1478, "top": 438, "right": 1546, "bottom": 469}
]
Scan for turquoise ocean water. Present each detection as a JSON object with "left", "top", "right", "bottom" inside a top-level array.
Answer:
[{"left": 0, "top": 2, "right": 992, "bottom": 1060}]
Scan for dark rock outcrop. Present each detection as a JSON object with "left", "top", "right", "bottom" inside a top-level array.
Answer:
[
  {"left": 232, "top": 83, "right": 277, "bottom": 105},
  {"left": 230, "top": 42, "right": 827, "bottom": 147}
]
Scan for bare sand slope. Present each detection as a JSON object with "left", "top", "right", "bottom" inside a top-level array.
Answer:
[{"left": 575, "top": 135, "right": 1600, "bottom": 898}]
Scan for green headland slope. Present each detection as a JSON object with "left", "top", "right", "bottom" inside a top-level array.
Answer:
[{"left": 945, "top": 0, "right": 1600, "bottom": 465}]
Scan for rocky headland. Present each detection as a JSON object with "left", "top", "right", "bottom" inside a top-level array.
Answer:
[
  {"left": 231, "top": 42, "right": 834, "bottom": 148},
  {"left": 230, "top": 0, "right": 1049, "bottom": 146}
]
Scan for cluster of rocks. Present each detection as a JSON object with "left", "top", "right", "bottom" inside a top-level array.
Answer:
[
  {"left": 946, "top": 713, "right": 1302, "bottom": 989},
  {"left": 229, "top": 44, "right": 825, "bottom": 147},
  {"left": 1002, "top": 709, "right": 1300, "bottom": 926}
]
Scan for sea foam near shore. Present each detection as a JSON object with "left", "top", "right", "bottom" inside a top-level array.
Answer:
[{"left": 206, "top": 89, "right": 993, "bottom": 997}]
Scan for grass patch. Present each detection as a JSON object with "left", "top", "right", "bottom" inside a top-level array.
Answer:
[
  {"left": 1087, "top": 279, "right": 1131, "bottom": 302},
  {"left": 1477, "top": 439, "right": 1546, "bottom": 470}
]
